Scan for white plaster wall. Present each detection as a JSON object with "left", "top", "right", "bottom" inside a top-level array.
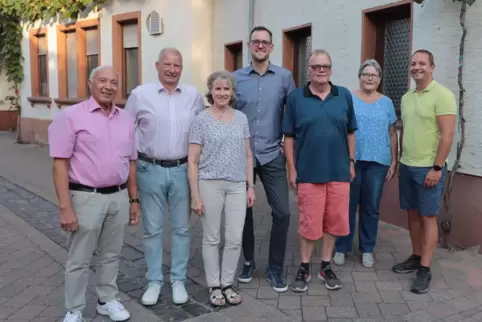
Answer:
[
  {"left": 212, "top": 0, "right": 482, "bottom": 176},
  {"left": 0, "top": 71, "right": 14, "bottom": 111},
  {"left": 211, "top": 0, "right": 250, "bottom": 71},
  {"left": 19, "top": 0, "right": 212, "bottom": 119}
]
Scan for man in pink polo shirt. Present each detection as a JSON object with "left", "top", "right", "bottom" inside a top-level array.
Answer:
[{"left": 49, "top": 65, "right": 140, "bottom": 322}]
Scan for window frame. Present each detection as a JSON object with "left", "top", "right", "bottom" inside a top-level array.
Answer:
[
  {"left": 224, "top": 41, "right": 243, "bottom": 72},
  {"left": 28, "top": 28, "right": 52, "bottom": 106},
  {"left": 282, "top": 24, "right": 312, "bottom": 87},
  {"left": 55, "top": 19, "right": 101, "bottom": 107},
  {"left": 112, "top": 11, "right": 142, "bottom": 105}
]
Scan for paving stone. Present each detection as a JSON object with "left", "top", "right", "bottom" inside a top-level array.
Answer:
[
  {"left": 301, "top": 295, "right": 330, "bottom": 307},
  {"left": 375, "top": 281, "right": 404, "bottom": 291},
  {"left": 326, "top": 306, "right": 358, "bottom": 318},
  {"left": 378, "top": 303, "right": 410, "bottom": 316},
  {"left": 355, "top": 282, "right": 378, "bottom": 293},
  {"left": 355, "top": 303, "right": 381, "bottom": 318},
  {"left": 302, "top": 306, "right": 327, "bottom": 321},
  {"left": 278, "top": 296, "right": 301, "bottom": 310},
  {"left": 352, "top": 272, "right": 379, "bottom": 282}
]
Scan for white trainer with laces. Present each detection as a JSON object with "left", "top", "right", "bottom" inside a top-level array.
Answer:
[
  {"left": 62, "top": 311, "right": 84, "bottom": 322},
  {"left": 96, "top": 299, "right": 130, "bottom": 321},
  {"left": 362, "top": 253, "right": 374, "bottom": 268},
  {"left": 333, "top": 252, "right": 345, "bottom": 266}
]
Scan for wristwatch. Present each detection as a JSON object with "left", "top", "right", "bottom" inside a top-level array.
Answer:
[
  {"left": 432, "top": 164, "right": 443, "bottom": 171},
  {"left": 349, "top": 158, "right": 356, "bottom": 164},
  {"left": 129, "top": 198, "right": 140, "bottom": 204},
  {"left": 247, "top": 183, "right": 255, "bottom": 189}
]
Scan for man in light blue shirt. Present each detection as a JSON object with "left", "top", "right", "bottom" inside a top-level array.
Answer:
[{"left": 233, "top": 26, "right": 295, "bottom": 292}]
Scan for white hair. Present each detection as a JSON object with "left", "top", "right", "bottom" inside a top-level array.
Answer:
[
  {"left": 157, "top": 47, "right": 183, "bottom": 64},
  {"left": 88, "top": 65, "right": 119, "bottom": 82}
]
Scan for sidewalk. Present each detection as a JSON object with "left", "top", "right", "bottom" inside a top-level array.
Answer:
[{"left": 2, "top": 131, "right": 482, "bottom": 321}]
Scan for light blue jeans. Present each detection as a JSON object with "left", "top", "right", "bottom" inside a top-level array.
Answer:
[{"left": 136, "top": 160, "right": 190, "bottom": 286}]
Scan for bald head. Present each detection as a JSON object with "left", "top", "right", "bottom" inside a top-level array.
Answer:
[{"left": 87, "top": 65, "right": 119, "bottom": 106}]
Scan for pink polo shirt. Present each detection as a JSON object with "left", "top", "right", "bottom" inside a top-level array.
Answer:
[{"left": 48, "top": 97, "right": 137, "bottom": 188}]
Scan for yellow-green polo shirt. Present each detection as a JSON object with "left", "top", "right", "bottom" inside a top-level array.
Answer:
[{"left": 400, "top": 80, "right": 457, "bottom": 167}]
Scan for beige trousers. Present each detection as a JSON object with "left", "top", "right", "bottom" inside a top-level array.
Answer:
[
  {"left": 65, "top": 189, "right": 129, "bottom": 312},
  {"left": 199, "top": 180, "right": 247, "bottom": 288}
]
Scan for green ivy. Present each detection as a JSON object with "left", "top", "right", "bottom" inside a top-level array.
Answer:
[{"left": 0, "top": 0, "right": 107, "bottom": 110}]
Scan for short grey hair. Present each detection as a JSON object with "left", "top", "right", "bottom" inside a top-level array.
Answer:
[
  {"left": 205, "top": 71, "right": 236, "bottom": 106},
  {"left": 88, "top": 65, "right": 119, "bottom": 82},
  {"left": 308, "top": 49, "right": 332, "bottom": 65},
  {"left": 158, "top": 47, "right": 183, "bottom": 65},
  {"left": 358, "top": 59, "right": 382, "bottom": 78}
]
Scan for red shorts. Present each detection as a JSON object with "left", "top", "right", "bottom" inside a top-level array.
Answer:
[{"left": 298, "top": 182, "right": 350, "bottom": 240}]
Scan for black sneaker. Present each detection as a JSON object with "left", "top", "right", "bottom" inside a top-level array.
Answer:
[
  {"left": 317, "top": 266, "right": 342, "bottom": 290},
  {"left": 238, "top": 261, "right": 256, "bottom": 283},
  {"left": 411, "top": 269, "right": 432, "bottom": 294},
  {"left": 392, "top": 255, "right": 421, "bottom": 274},
  {"left": 291, "top": 267, "right": 311, "bottom": 293}
]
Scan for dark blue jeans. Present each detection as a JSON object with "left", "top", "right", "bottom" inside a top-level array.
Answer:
[
  {"left": 335, "top": 161, "right": 389, "bottom": 253},
  {"left": 242, "top": 153, "right": 290, "bottom": 274}
]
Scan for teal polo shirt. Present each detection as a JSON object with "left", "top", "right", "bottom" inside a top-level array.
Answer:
[{"left": 282, "top": 82, "right": 358, "bottom": 184}]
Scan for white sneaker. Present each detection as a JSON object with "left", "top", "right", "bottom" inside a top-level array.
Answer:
[
  {"left": 63, "top": 311, "right": 84, "bottom": 322},
  {"left": 142, "top": 283, "right": 161, "bottom": 306},
  {"left": 96, "top": 299, "right": 130, "bottom": 321},
  {"left": 172, "top": 281, "right": 188, "bottom": 305},
  {"left": 362, "top": 253, "right": 374, "bottom": 268},
  {"left": 333, "top": 252, "right": 345, "bottom": 266}
]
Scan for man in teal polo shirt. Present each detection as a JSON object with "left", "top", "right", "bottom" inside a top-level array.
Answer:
[{"left": 283, "top": 49, "right": 357, "bottom": 293}]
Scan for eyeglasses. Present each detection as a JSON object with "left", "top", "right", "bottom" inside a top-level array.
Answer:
[
  {"left": 309, "top": 64, "right": 332, "bottom": 71},
  {"left": 361, "top": 73, "right": 379, "bottom": 79},
  {"left": 250, "top": 40, "right": 271, "bottom": 47}
]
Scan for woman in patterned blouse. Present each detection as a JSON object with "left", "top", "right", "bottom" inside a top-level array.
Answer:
[
  {"left": 334, "top": 59, "right": 398, "bottom": 268},
  {"left": 187, "top": 71, "right": 255, "bottom": 307}
]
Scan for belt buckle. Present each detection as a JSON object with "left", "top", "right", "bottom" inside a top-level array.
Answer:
[
  {"left": 176, "top": 159, "right": 180, "bottom": 167},
  {"left": 152, "top": 157, "right": 156, "bottom": 165}
]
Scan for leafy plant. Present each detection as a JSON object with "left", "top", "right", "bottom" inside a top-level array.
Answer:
[{"left": 0, "top": 0, "right": 107, "bottom": 142}]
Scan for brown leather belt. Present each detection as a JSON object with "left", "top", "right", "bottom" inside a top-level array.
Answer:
[
  {"left": 138, "top": 152, "right": 188, "bottom": 168},
  {"left": 69, "top": 182, "right": 127, "bottom": 194}
]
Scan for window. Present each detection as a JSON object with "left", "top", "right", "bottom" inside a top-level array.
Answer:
[
  {"left": 361, "top": 0, "right": 413, "bottom": 114},
  {"left": 56, "top": 20, "right": 100, "bottom": 105},
  {"left": 28, "top": 28, "right": 51, "bottom": 103},
  {"left": 282, "top": 24, "right": 312, "bottom": 87},
  {"left": 113, "top": 12, "right": 142, "bottom": 103},
  {"left": 123, "top": 24, "right": 139, "bottom": 97},
  {"left": 224, "top": 41, "right": 243, "bottom": 72}
]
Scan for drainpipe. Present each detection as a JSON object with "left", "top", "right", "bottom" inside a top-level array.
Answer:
[{"left": 247, "top": 0, "right": 255, "bottom": 65}]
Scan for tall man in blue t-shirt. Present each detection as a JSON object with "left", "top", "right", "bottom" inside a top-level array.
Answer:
[
  {"left": 283, "top": 49, "right": 357, "bottom": 293},
  {"left": 233, "top": 26, "right": 295, "bottom": 292}
]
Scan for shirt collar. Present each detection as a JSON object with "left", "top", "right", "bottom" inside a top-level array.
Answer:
[
  {"left": 412, "top": 80, "right": 437, "bottom": 93},
  {"left": 303, "top": 81, "right": 339, "bottom": 97},
  {"left": 87, "top": 97, "right": 120, "bottom": 115},
  {"left": 247, "top": 61, "right": 276, "bottom": 75},
  {"left": 156, "top": 80, "right": 182, "bottom": 93}
]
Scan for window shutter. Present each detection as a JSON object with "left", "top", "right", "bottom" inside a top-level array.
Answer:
[
  {"left": 85, "top": 28, "right": 99, "bottom": 55},
  {"left": 123, "top": 24, "right": 138, "bottom": 49},
  {"left": 66, "top": 32, "right": 78, "bottom": 98},
  {"left": 38, "top": 36, "right": 47, "bottom": 55}
]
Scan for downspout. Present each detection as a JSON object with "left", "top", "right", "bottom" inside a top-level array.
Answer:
[{"left": 247, "top": 0, "right": 255, "bottom": 65}]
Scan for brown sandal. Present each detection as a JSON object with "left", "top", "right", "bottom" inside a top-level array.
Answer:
[
  {"left": 208, "top": 287, "right": 226, "bottom": 307},
  {"left": 222, "top": 286, "right": 242, "bottom": 305}
]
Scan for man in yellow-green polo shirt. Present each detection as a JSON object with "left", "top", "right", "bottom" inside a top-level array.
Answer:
[{"left": 392, "top": 49, "right": 456, "bottom": 294}]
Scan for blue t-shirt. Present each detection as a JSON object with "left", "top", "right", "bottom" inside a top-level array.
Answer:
[
  {"left": 283, "top": 83, "right": 358, "bottom": 184},
  {"left": 353, "top": 94, "right": 397, "bottom": 166}
]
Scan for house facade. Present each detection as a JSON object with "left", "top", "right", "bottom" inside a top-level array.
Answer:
[{"left": 1, "top": 0, "right": 481, "bottom": 249}]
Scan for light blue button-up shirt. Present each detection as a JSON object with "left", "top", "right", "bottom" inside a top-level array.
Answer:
[
  {"left": 233, "top": 63, "right": 295, "bottom": 166},
  {"left": 353, "top": 94, "right": 397, "bottom": 166}
]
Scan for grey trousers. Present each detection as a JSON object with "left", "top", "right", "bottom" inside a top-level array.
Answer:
[
  {"left": 65, "top": 189, "right": 129, "bottom": 312},
  {"left": 199, "top": 180, "right": 247, "bottom": 288}
]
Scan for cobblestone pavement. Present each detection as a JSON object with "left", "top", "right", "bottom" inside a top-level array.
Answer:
[{"left": 2, "top": 132, "right": 482, "bottom": 321}]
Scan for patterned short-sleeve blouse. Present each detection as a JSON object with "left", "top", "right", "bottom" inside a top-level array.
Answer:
[
  {"left": 353, "top": 94, "right": 397, "bottom": 166},
  {"left": 188, "top": 109, "right": 250, "bottom": 182}
]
